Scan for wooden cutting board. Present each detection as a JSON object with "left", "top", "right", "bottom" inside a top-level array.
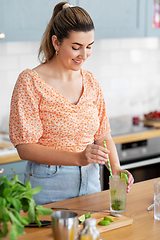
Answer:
[
  {"left": 79, "top": 212, "right": 133, "bottom": 233},
  {"left": 141, "top": 119, "right": 160, "bottom": 128}
]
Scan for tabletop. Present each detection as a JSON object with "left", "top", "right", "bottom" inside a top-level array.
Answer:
[{"left": 4, "top": 177, "right": 160, "bottom": 240}]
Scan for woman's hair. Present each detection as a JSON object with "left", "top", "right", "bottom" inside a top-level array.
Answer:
[{"left": 38, "top": 2, "right": 94, "bottom": 63}]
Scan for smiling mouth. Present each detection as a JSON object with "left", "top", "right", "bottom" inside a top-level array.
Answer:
[{"left": 73, "top": 59, "right": 83, "bottom": 64}]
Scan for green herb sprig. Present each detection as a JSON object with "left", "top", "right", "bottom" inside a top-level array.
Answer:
[{"left": 0, "top": 170, "right": 53, "bottom": 240}]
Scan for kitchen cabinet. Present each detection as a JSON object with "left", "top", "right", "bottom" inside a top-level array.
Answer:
[
  {"left": 79, "top": 0, "right": 160, "bottom": 39},
  {"left": 0, "top": 160, "right": 27, "bottom": 182},
  {"left": 79, "top": 0, "right": 146, "bottom": 39},
  {"left": 0, "top": 0, "right": 76, "bottom": 42},
  {"left": 1, "top": 0, "right": 160, "bottom": 41}
]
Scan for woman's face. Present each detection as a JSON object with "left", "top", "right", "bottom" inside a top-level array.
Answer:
[{"left": 57, "top": 30, "right": 94, "bottom": 71}]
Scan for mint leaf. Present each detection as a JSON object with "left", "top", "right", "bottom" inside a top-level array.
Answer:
[
  {"left": 6, "top": 197, "right": 22, "bottom": 212},
  {"left": 25, "top": 180, "right": 32, "bottom": 190},
  {"left": 0, "top": 197, "right": 7, "bottom": 207},
  {"left": 8, "top": 211, "right": 23, "bottom": 228},
  {"left": 12, "top": 185, "right": 26, "bottom": 192},
  {"left": 25, "top": 185, "right": 43, "bottom": 195},
  {"left": 35, "top": 213, "right": 41, "bottom": 227},
  {"left": 21, "top": 217, "right": 30, "bottom": 226},
  {"left": 28, "top": 199, "right": 36, "bottom": 222},
  {"left": 9, "top": 224, "right": 18, "bottom": 240},
  {"left": 3, "top": 188, "right": 11, "bottom": 197},
  {"left": 0, "top": 175, "right": 11, "bottom": 186},
  {"left": 0, "top": 206, "right": 9, "bottom": 222},
  {"left": 36, "top": 205, "right": 53, "bottom": 215},
  {"left": 14, "top": 211, "right": 22, "bottom": 222},
  {"left": 19, "top": 192, "right": 33, "bottom": 199}
]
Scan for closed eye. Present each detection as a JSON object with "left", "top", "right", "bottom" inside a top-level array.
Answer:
[
  {"left": 72, "top": 45, "right": 92, "bottom": 50},
  {"left": 72, "top": 47, "right": 80, "bottom": 50},
  {"left": 72, "top": 41, "right": 94, "bottom": 51}
]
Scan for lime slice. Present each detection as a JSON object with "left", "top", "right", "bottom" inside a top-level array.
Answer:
[
  {"left": 119, "top": 172, "right": 128, "bottom": 184},
  {"left": 78, "top": 212, "right": 91, "bottom": 224},
  {"left": 98, "top": 220, "right": 110, "bottom": 226},
  {"left": 85, "top": 212, "right": 91, "bottom": 219},
  {"left": 104, "top": 216, "right": 114, "bottom": 222},
  {"left": 78, "top": 214, "right": 85, "bottom": 224}
]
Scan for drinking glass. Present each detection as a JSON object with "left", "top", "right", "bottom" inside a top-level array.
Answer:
[
  {"left": 154, "top": 180, "right": 160, "bottom": 221},
  {"left": 109, "top": 175, "right": 127, "bottom": 213}
]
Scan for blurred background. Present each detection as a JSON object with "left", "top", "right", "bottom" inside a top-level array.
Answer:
[{"left": 0, "top": 0, "right": 160, "bottom": 133}]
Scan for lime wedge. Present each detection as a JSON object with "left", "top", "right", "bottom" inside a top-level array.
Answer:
[
  {"left": 78, "top": 212, "right": 91, "bottom": 224},
  {"left": 119, "top": 172, "right": 128, "bottom": 184},
  {"left": 85, "top": 212, "right": 91, "bottom": 219},
  {"left": 104, "top": 216, "right": 114, "bottom": 222},
  {"left": 98, "top": 220, "right": 110, "bottom": 226}
]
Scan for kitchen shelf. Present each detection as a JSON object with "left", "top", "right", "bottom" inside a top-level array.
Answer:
[{"left": 112, "top": 129, "right": 160, "bottom": 144}]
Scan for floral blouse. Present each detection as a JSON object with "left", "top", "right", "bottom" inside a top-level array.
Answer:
[{"left": 9, "top": 69, "right": 110, "bottom": 152}]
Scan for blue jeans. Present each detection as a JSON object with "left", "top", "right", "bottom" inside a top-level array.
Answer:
[{"left": 24, "top": 161, "right": 101, "bottom": 205}]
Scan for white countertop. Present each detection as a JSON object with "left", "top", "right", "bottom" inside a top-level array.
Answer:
[{"left": 0, "top": 133, "right": 17, "bottom": 157}]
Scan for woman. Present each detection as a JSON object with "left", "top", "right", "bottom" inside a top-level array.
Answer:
[{"left": 9, "top": 2, "right": 134, "bottom": 205}]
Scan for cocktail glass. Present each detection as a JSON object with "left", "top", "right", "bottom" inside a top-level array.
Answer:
[{"left": 109, "top": 175, "right": 127, "bottom": 213}]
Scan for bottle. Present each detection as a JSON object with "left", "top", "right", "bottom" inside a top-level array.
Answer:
[{"left": 80, "top": 218, "right": 101, "bottom": 240}]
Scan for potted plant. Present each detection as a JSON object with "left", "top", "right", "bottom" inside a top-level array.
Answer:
[{"left": 0, "top": 169, "right": 53, "bottom": 240}]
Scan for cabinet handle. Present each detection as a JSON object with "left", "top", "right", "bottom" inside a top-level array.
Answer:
[{"left": 121, "top": 157, "right": 160, "bottom": 169}]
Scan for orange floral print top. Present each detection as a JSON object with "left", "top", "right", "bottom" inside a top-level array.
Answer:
[{"left": 9, "top": 69, "right": 110, "bottom": 152}]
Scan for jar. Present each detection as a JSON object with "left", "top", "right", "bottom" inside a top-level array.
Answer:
[{"left": 79, "top": 218, "right": 100, "bottom": 240}]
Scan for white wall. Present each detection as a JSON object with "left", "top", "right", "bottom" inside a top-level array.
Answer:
[
  {"left": 83, "top": 37, "right": 160, "bottom": 118},
  {"left": 0, "top": 41, "right": 40, "bottom": 132},
  {"left": 0, "top": 37, "right": 160, "bottom": 132}
]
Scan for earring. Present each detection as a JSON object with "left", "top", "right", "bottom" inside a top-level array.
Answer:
[{"left": 55, "top": 50, "right": 58, "bottom": 56}]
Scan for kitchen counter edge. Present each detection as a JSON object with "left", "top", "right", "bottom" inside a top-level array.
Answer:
[{"left": 1, "top": 128, "right": 160, "bottom": 164}]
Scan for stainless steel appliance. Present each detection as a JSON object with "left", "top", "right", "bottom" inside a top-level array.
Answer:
[{"left": 101, "top": 117, "right": 160, "bottom": 190}]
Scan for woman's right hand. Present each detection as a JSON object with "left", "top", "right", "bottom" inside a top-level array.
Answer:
[{"left": 79, "top": 143, "right": 109, "bottom": 166}]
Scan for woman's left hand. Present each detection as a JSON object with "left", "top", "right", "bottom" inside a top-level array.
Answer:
[
  {"left": 114, "top": 169, "right": 134, "bottom": 193},
  {"left": 123, "top": 170, "right": 134, "bottom": 193}
]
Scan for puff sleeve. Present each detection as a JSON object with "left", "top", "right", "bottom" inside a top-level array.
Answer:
[{"left": 9, "top": 70, "right": 43, "bottom": 147}]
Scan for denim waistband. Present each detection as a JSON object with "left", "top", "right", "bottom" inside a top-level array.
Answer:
[{"left": 24, "top": 161, "right": 101, "bottom": 205}]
